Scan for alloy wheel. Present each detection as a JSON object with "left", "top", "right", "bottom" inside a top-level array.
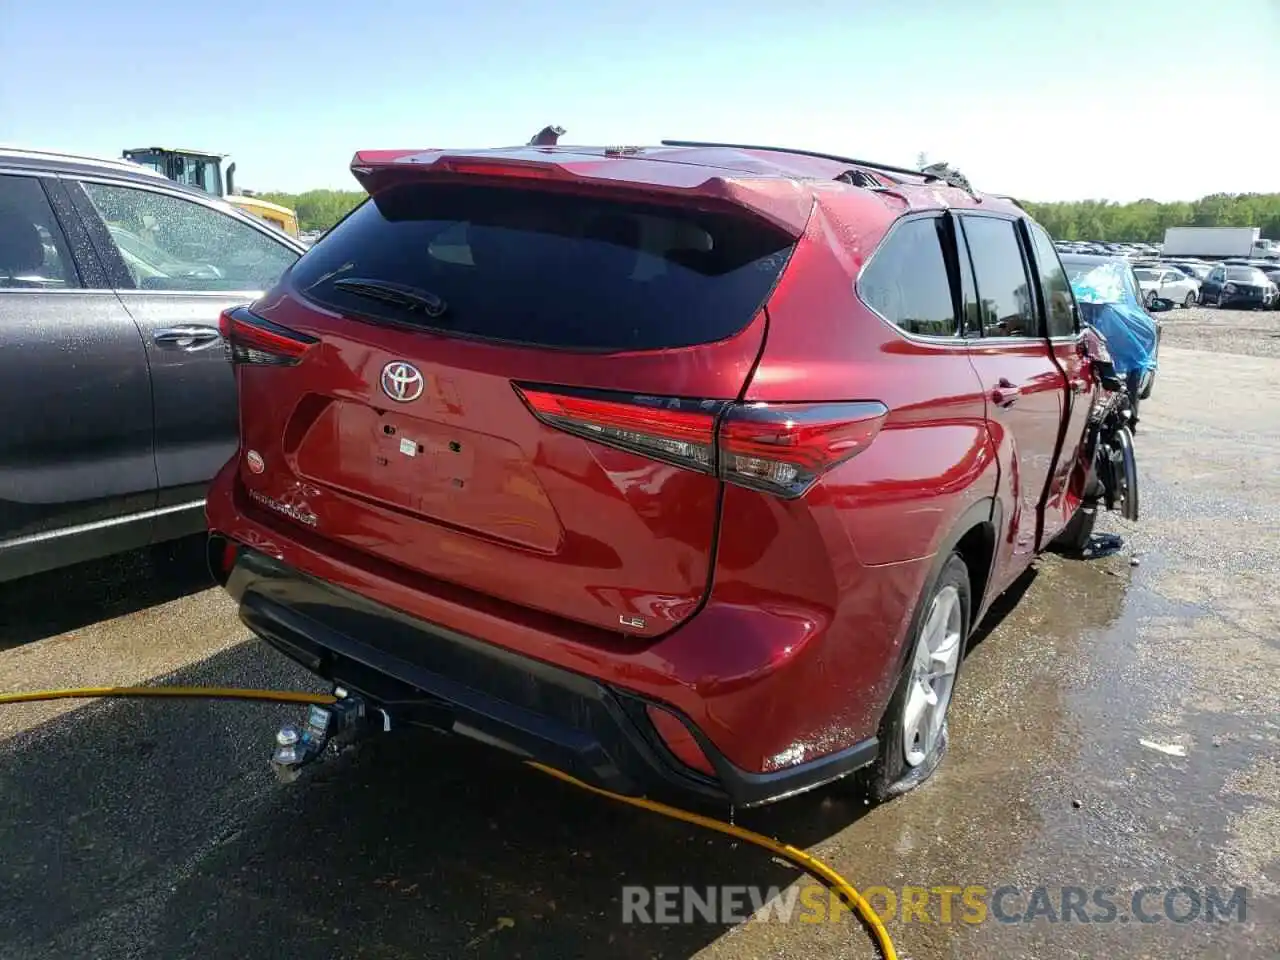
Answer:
[{"left": 901, "top": 584, "right": 963, "bottom": 768}]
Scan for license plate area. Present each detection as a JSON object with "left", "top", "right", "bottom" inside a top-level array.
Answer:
[
  {"left": 290, "top": 399, "right": 564, "bottom": 552},
  {"left": 376, "top": 413, "right": 477, "bottom": 494}
]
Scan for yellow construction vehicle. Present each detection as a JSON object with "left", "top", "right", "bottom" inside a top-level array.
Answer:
[{"left": 121, "top": 146, "right": 300, "bottom": 238}]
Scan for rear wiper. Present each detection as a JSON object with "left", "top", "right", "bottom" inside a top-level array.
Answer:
[{"left": 331, "top": 278, "right": 449, "bottom": 319}]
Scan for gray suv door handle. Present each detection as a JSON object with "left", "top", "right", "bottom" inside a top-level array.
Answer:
[{"left": 153, "top": 325, "right": 221, "bottom": 350}]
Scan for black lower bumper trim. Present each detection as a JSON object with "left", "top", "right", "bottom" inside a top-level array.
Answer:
[{"left": 218, "top": 540, "right": 878, "bottom": 807}]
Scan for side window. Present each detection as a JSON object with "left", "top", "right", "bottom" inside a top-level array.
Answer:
[
  {"left": 0, "top": 175, "right": 80, "bottom": 290},
  {"left": 960, "top": 217, "right": 1040, "bottom": 338},
  {"left": 1026, "top": 222, "right": 1076, "bottom": 338},
  {"left": 79, "top": 182, "right": 298, "bottom": 292},
  {"left": 860, "top": 217, "right": 958, "bottom": 337}
]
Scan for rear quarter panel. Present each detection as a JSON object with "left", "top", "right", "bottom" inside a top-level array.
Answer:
[
  {"left": 704, "top": 193, "right": 1001, "bottom": 767},
  {"left": 744, "top": 194, "right": 998, "bottom": 567}
]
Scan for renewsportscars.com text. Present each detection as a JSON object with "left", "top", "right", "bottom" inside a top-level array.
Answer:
[{"left": 621, "top": 884, "right": 1250, "bottom": 926}]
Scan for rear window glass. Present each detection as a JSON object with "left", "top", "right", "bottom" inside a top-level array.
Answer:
[
  {"left": 289, "top": 183, "right": 796, "bottom": 351},
  {"left": 859, "top": 217, "right": 957, "bottom": 337}
]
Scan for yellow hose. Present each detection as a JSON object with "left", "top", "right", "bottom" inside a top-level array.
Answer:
[
  {"left": 0, "top": 686, "right": 338, "bottom": 707},
  {"left": 0, "top": 685, "right": 896, "bottom": 958},
  {"left": 526, "top": 761, "right": 897, "bottom": 957}
]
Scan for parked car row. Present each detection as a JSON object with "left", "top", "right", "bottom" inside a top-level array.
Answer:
[
  {"left": 1056, "top": 240, "right": 1162, "bottom": 259},
  {"left": 1055, "top": 240, "right": 1280, "bottom": 310}
]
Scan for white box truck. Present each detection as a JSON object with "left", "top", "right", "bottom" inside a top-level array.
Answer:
[{"left": 1162, "top": 226, "right": 1267, "bottom": 259}]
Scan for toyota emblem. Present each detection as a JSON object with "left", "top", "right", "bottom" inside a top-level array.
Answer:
[{"left": 380, "top": 361, "right": 425, "bottom": 402}]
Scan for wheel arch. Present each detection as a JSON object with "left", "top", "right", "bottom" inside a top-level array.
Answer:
[
  {"left": 891, "top": 496, "right": 1001, "bottom": 682},
  {"left": 871, "top": 495, "right": 1002, "bottom": 747}
]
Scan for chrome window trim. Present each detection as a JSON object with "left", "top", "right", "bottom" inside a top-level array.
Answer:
[{"left": 854, "top": 209, "right": 1047, "bottom": 348}]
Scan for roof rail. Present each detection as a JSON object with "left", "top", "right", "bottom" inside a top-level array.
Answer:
[
  {"left": 0, "top": 145, "right": 167, "bottom": 178},
  {"left": 991, "top": 194, "right": 1027, "bottom": 212},
  {"left": 659, "top": 139, "right": 941, "bottom": 183}
]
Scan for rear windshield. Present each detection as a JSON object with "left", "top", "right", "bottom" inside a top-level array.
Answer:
[{"left": 289, "top": 182, "right": 796, "bottom": 351}]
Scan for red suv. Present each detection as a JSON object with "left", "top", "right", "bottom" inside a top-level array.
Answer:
[{"left": 206, "top": 140, "right": 1099, "bottom": 807}]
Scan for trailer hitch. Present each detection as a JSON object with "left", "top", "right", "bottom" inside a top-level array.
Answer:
[{"left": 270, "top": 687, "right": 388, "bottom": 783}]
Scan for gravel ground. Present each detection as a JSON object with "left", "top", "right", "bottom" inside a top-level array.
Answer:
[{"left": 1155, "top": 305, "right": 1280, "bottom": 359}]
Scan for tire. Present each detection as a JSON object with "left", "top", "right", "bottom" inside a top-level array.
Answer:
[
  {"left": 861, "top": 552, "right": 971, "bottom": 802},
  {"left": 1139, "top": 367, "right": 1155, "bottom": 400},
  {"left": 1053, "top": 503, "right": 1098, "bottom": 554},
  {"left": 1144, "top": 289, "right": 1157, "bottom": 308},
  {"left": 1183, "top": 291, "right": 1197, "bottom": 308},
  {"left": 1111, "top": 425, "right": 1139, "bottom": 521}
]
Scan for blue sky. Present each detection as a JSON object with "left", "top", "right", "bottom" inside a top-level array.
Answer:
[{"left": 3, "top": 0, "right": 1277, "bottom": 202}]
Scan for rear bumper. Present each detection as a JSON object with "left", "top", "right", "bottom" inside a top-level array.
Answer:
[{"left": 214, "top": 537, "right": 878, "bottom": 807}]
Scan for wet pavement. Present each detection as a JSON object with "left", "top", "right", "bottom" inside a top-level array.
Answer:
[{"left": 0, "top": 345, "right": 1277, "bottom": 959}]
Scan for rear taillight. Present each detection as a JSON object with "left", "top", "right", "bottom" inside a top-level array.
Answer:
[
  {"left": 219, "top": 306, "right": 319, "bottom": 366},
  {"left": 515, "top": 385, "right": 887, "bottom": 499},
  {"left": 719, "top": 402, "right": 889, "bottom": 498},
  {"left": 517, "top": 386, "right": 719, "bottom": 474}
]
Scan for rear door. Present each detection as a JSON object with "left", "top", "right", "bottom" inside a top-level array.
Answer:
[
  {"left": 958, "top": 214, "right": 1067, "bottom": 582},
  {"left": 65, "top": 177, "right": 301, "bottom": 507},
  {"left": 1023, "top": 219, "right": 1095, "bottom": 543},
  {"left": 0, "top": 172, "right": 156, "bottom": 573},
  {"left": 229, "top": 179, "right": 797, "bottom": 636}
]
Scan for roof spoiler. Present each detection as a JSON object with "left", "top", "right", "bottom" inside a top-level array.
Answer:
[{"left": 347, "top": 148, "right": 816, "bottom": 238}]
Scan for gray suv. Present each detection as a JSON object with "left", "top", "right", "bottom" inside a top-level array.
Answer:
[{"left": 0, "top": 148, "right": 305, "bottom": 581}]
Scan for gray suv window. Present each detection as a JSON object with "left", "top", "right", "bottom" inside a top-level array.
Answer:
[
  {"left": 80, "top": 182, "right": 296, "bottom": 292},
  {"left": 0, "top": 175, "right": 80, "bottom": 289}
]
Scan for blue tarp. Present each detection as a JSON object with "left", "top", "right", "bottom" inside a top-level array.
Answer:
[{"left": 1066, "top": 261, "right": 1159, "bottom": 376}]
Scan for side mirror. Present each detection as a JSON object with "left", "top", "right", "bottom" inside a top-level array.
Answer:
[{"left": 1148, "top": 297, "right": 1174, "bottom": 313}]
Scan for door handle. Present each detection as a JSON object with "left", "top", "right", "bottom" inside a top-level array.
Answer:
[
  {"left": 991, "top": 378, "right": 1020, "bottom": 407},
  {"left": 154, "top": 325, "right": 221, "bottom": 350}
]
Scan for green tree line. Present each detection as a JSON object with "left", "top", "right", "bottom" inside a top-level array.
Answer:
[
  {"left": 1021, "top": 193, "right": 1280, "bottom": 242},
  {"left": 254, "top": 186, "right": 1280, "bottom": 243},
  {"left": 255, "top": 189, "right": 365, "bottom": 233}
]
